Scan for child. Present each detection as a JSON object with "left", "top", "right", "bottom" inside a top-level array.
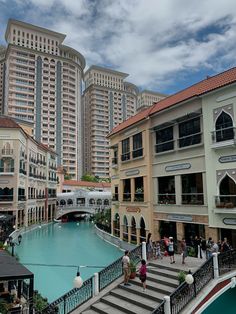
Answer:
[
  {"left": 155, "top": 241, "right": 163, "bottom": 259},
  {"left": 139, "top": 259, "right": 147, "bottom": 292}
]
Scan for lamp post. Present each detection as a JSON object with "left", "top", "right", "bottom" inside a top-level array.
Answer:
[
  {"left": 8, "top": 234, "right": 22, "bottom": 256},
  {"left": 185, "top": 270, "right": 194, "bottom": 285},
  {"left": 73, "top": 266, "right": 83, "bottom": 289}
]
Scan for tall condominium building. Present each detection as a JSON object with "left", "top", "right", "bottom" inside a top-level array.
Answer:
[
  {"left": 137, "top": 89, "right": 167, "bottom": 112},
  {"left": 0, "top": 46, "right": 6, "bottom": 114},
  {"left": 1, "top": 19, "right": 85, "bottom": 180},
  {"left": 82, "top": 65, "right": 138, "bottom": 179}
]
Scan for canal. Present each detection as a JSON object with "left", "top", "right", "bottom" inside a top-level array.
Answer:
[{"left": 15, "top": 222, "right": 123, "bottom": 302}]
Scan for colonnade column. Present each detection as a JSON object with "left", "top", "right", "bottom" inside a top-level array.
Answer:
[
  {"left": 128, "top": 225, "right": 131, "bottom": 243},
  {"left": 136, "top": 227, "right": 140, "bottom": 245}
]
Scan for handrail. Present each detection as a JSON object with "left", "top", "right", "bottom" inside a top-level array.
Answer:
[{"left": 151, "top": 299, "right": 165, "bottom": 313}]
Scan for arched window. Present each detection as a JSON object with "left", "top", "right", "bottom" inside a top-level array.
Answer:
[
  {"left": 215, "top": 112, "right": 234, "bottom": 142},
  {"left": 97, "top": 199, "right": 102, "bottom": 205},
  {"left": 60, "top": 199, "right": 66, "bottom": 206},
  {"left": 140, "top": 217, "right": 146, "bottom": 243},
  {"left": 219, "top": 175, "right": 236, "bottom": 208},
  {"left": 67, "top": 199, "right": 73, "bottom": 205},
  {"left": 123, "top": 216, "right": 128, "bottom": 241},
  {"left": 104, "top": 199, "right": 109, "bottom": 205},
  {"left": 131, "top": 216, "right": 137, "bottom": 244},
  {"left": 113, "top": 213, "right": 120, "bottom": 237},
  {"left": 89, "top": 199, "right": 95, "bottom": 205}
]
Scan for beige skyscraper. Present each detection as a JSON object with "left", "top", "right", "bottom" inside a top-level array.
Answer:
[
  {"left": 82, "top": 65, "right": 138, "bottom": 179},
  {"left": 137, "top": 90, "right": 167, "bottom": 112},
  {"left": 1, "top": 19, "right": 85, "bottom": 179},
  {"left": 0, "top": 46, "right": 6, "bottom": 114}
]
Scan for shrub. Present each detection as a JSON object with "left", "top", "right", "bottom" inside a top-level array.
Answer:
[{"left": 178, "top": 271, "right": 186, "bottom": 284}]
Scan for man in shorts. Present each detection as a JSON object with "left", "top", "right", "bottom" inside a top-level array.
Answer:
[{"left": 122, "top": 250, "right": 131, "bottom": 286}]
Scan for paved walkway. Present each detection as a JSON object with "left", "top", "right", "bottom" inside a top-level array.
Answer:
[{"left": 149, "top": 253, "right": 206, "bottom": 272}]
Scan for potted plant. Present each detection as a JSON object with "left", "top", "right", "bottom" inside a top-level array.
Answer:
[
  {"left": 129, "top": 260, "right": 137, "bottom": 279},
  {"left": 177, "top": 271, "right": 186, "bottom": 284},
  {"left": 0, "top": 241, "right": 5, "bottom": 250}
]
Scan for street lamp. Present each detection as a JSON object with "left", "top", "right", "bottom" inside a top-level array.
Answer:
[
  {"left": 73, "top": 267, "right": 83, "bottom": 289},
  {"left": 8, "top": 234, "right": 22, "bottom": 256},
  {"left": 185, "top": 270, "right": 194, "bottom": 285}
]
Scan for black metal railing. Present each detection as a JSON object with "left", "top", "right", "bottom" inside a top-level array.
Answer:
[
  {"left": 158, "top": 194, "right": 176, "bottom": 204},
  {"left": 211, "top": 126, "right": 235, "bottom": 143},
  {"left": 96, "top": 223, "right": 111, "bottom": 234},
  {"left": 98, "top": 244, "right": 142, "bottom": 291},
  {"left": 132, "top": 148, "right": 143, "bottom": 159},
  {"left": 215, "top": 195, "right": 236, "bottom": 209},
  {"left": 169, "top": 257, "right": 213, "bottom": 314},
  {"left": 121, "top": 152, "right": 130, "bottom": 161},
  {"left": 41, "top": 277, "right": 93, "bottom": 314},
  {"left": 151, "top": 300, "right": 165, "bottom": 314},
  {"left": 218, "top": 249, "right": 236, "bottom": 276},
  {"left": 134, "top": 193, "right": 144, "bottom": 202},
  {"left": 182, "top": 193, "right": 204, "bottom": 205},
  {"left": 123, "top": 193, "right": 131, "bottom": 201}
]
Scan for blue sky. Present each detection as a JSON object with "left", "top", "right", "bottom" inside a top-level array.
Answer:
[{"left": 0, "top": 0, "right": 236, "bottom": 95}]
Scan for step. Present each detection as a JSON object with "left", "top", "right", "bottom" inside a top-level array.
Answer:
[
  {"left": 118, "top": 283, "right": 166, "bottom": 303},
  {"left": 110, "top": 288, "right": 157, "bottom": 311},
  {"left": 91, "top": 302, "right": 126, "bottom": 314},
  {"left": 129, "top": 277, "right": 174, "bottom": 294},
  {"left": 148, "top": 267, "right": 179, "bottom": 280},
  {"left": 147, "top": 272, "right": 179, "bottom": 288},
  {"left": 101, "top": 294, "right": 151, "bottom": 314},
  {"left": 148, "top": 262, "right": 181, "bottom": 273},
  {"left": 82, "top": 310, "right": 102, "bottom": 314}
]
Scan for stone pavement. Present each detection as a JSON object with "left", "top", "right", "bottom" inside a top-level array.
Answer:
[{"left": 74, "top": 254, "right": 206, "bottom": 314}]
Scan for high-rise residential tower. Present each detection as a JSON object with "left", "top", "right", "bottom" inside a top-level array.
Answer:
[
  {"left": 0, "top": 46, "right": 6, "bottom": 114},
  {"left": 137, "top": 90, "right": 167, "bottom": 112},
  {"left": 2, "top": 19, "right": 85, "bottom": 179},
  {"left": 82, "top": 65, "right": 138, "bottom": 179}
]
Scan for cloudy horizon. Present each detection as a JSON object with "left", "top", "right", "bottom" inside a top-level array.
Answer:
[{"left": 0, "top": 0, "right": 236, "bottom": 94}]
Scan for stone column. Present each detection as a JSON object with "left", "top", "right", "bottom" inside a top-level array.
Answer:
[
  {"left": 175, "top": 175, "right": 181, "bottom": 205},
  {"left": 120, "top": 224, "right": 124, "bottom": 241},
  {"left": 131, "top": 178, "right": 135, "bottom": 202},
  {"left": 176, "top": 222, "right": 185, "bottom": 242},
  {"left": 136, "top": 227, "right": 140, "bottom": 245},
  {"left": 202, "top": 172, "right": 208, "bottom": 205}
]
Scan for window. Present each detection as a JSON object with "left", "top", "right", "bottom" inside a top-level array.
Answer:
[
  {"left": 156, "top": 126, "right": 174, "bottom": 153},
  {"left": 134, "top": 177, "right": 144, "bottom": 202},
  {"left": 178, "top": 117, "right": 201, "bottom": 148},
  {"left": 133, "top": 132, "right": 143, "bottom": 158},
  {"left": 123, "top": 179, "right": 131, "bottom": 201},
  {"left": 158, "top": 176, "right": 176, "bottom": 204},
  {"left": 121, "top": 138, "right": 130, "bottom": 161},
  {"left": 181, "top": 173, "right": 203, "bottom": 205},
  {"left": 215, "top": 112, "right": 234, "bottom": 142},
  {"left": 216, "top": 175, "right": 236, "bottom": 208}
]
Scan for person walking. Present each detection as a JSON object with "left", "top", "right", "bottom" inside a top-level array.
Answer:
[
  {"left": 167, "top": 237, "right": 175, "bottom": 264},
  {"left": 180, "top": 238, "right": 187, "bottom": 264},
  {"left": 122, "top": 250, "right": 131, "bottom": 286},
  {"left": 222, "top": 237, "right": 230, "bottom": 252},
  {"left": 139, "top": 259, "right": 147, "bottom": 292},
  {"left": 154, "top": 241, "right": 163, "bottom": 259},
  {"left": 146, "top": 233, "right": 153, "bottom": 260}
]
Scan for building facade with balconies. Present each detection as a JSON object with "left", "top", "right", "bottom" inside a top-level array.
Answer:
[
  {"left": 82, "top": 66, "right": 138, "bottom": 179},
  {"left": 1, "top": 19, "right": 85, "bottom": 180},
  {"left": 109, "top": 67, "right": 236, "bottom": 247},
  {"left": 0, "top": 115, "right": 57, "bottom": 229}
]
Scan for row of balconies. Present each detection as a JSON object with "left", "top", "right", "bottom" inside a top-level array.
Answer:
[{"left": 112, "top": 193, "right": 236, "bottom": 209}]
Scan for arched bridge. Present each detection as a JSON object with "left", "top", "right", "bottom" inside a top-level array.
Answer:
[{"left": 56, "top": 189, "right": 111, "bottom": 220}]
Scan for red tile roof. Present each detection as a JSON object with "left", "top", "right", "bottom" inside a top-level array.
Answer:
[
  {"left": 0, "top": 115, "right": 21, "bottom": 128},
  {"left": 108, "top": 67, "right": 236, "bottom": 137},
  {"left": 63, "top": 180, "right": 111, "bottom": 188}
]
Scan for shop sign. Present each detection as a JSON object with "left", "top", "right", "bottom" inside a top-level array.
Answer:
[
  {"left": 125, "top": 169, "right": 140, "bottom": 176},
  {"left": 126, "top": 207, "right": 141, "bottom": 213},
  {"left": 165, "top": 163, "right": 191, "bottom": 172},
  {"left": 223, "top": 218, "right": 236, "bottom": 225},
  {"left": 219, "top": 155, "right": 236, "bottom": 163},
  {"left": 167, "top": 214, "right": 193, "bottom": 222}
]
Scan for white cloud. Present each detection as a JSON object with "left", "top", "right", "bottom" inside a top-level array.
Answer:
[{"left": 1, "top": 0, "right": 236, "bottom": 92}]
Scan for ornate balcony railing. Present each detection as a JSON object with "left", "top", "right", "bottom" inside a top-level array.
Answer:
[
  {"left": 211, "top": 126, "right": 236, "bottom": 143},
  {"left": 218, "top": 249, "right": 236, "bottom": 276},
  {"left": 158, "top": 193, "right": 176, "bottom": 204},
  {"left": 41, "top": 277, "right": 93, "bottom": 314},
  {"left": 182, "top": 193, "right": 204, "bottom": 205},
  {"left": 215, "top": 195, "right": 236, "bottom": 209}
]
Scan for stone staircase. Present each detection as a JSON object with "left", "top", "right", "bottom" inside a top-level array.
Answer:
[{"left": 81, "top": 262, "right": 181, "bottom": 314}]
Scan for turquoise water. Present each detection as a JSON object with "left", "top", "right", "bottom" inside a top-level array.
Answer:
[
  {"left": 15, "top": 222, "right": 123, "bottom": 302},
  {"left": 202, "top": 286, "right": 236, "bottom": 313}
]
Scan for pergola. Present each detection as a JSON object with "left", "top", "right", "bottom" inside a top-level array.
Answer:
[{"left": 0, "top": 251, "right": 34, "bottom": 313}]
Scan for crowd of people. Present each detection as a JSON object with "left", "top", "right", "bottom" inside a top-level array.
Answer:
[{"left": 121, "top": 233, "right": 233, "bottom": 291}]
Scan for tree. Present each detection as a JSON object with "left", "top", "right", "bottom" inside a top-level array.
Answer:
[{"left": 81, "top": 174, "right": 99, "bottom": 182}]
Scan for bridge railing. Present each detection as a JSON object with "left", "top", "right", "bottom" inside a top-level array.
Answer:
[
  {"left": 40, "top": 277, "right": 93, "bottom": 314},
  {"left": 218, "top": 248, "right": 236, "bottom": 275}
]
